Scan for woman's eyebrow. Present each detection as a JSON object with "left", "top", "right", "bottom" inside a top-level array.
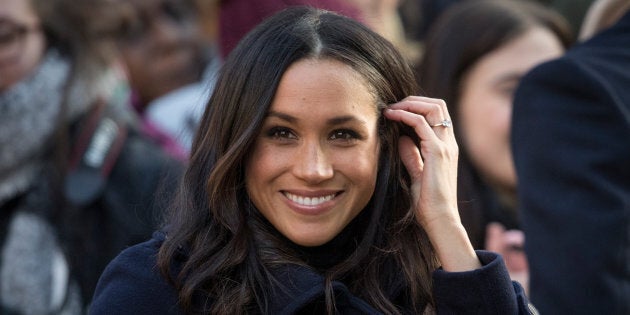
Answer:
[
  {"left": 267, "top": 111, "right": 297, "bottom": 123},
  {"left": 327, "top": 116, "right": 366, "bottom": 127},
  {"left": 267, "top": 111, "right": 366, "bottom": 127}
]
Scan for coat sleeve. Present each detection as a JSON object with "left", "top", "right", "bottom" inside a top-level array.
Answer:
[
  {"left": 432, "top": 251, "right": 535, "bottom": 314},
  {"left": 89, "top": 234, "right": 182, "bottom": 315}
]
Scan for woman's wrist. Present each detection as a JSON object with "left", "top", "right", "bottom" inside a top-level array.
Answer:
[{"left": 425, "top": 219, "right": 481, "bottom": 272}]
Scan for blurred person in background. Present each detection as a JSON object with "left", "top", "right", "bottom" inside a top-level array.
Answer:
[
  {"left": 113, "top": 0, "right": 217, "bottom": 157},
  {"left": 416, "top": 0, "right": 573, "bottom": 292},
  {"left": 343, "top": 0, "right": 421, "bottom": 63},
  {"left": 0, "top": 0, "right": 183, "bottom": 313},
  {"left": 401, "top": 0, "right": 593, "bottom": 62},
  {"left": 218, "top": 0, "right": 364, "bottom": 59},
  {"left": 219, "top": 0, "right": 418, "bottom": 72},
  {"left": 512, "top": 1, "right": 630, "bottom": 313}
]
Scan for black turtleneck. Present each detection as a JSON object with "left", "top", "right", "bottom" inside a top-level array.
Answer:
[{"left": 288, "top": 206, "right": 371, "bottom": 272}]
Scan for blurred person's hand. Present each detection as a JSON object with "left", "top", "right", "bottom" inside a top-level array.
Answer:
[{"left": 485, "top": 222, "right": 529, "bottom": 293}]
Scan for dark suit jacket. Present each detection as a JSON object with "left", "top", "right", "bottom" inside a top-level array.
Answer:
[{"left": 512, "top": 10, "right": 630, "bottom": 315}]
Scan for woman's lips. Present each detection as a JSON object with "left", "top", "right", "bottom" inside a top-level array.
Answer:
[{"left": 282, "top": 191, "right": 341, "bottom": 215}]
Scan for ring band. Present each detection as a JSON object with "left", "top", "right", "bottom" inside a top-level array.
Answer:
[{"left": 431, "top": 119, "right": 452, "bottom": 128}]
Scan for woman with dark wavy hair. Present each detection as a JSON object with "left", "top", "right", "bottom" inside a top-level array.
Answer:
[{"left": 91, "top": 6, "right": 532, "bottom": 314}]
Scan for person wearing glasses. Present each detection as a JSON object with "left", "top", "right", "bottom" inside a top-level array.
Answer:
[{"left": 0, "top": 0, "right": 183, "bottom": 313}]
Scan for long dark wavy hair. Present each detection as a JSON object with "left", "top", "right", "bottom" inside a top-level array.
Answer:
[
  {"left": 158, "top": 6, "right": 438, "bottom": 314},
  {"left": 416, "top": 0, "right": 573, "bottom": 248}
]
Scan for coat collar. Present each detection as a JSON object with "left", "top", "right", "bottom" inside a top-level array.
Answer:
[{"left": 266, "top": 263, "right": 383, "bottom": 314}]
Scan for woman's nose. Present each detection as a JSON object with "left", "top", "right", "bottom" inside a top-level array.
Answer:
[{"left": 293, "top": 141, "right": 334, "bottom": 183}]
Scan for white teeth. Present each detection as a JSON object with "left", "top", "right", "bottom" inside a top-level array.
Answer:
[{"left": 285, "top": 192, "right": 335, "bottom": 206}]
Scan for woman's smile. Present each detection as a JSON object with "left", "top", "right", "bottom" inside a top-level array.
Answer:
[
  {"left": 283, "top": 191, "right": 338, "bottom": 207},
  {"left": 282, "top": 190, "right": 343, "bottom": 216}
]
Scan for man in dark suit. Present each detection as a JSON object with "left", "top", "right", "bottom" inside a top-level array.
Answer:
[{"left": 511, "top": 7, "right": 630, "bottom": 315}]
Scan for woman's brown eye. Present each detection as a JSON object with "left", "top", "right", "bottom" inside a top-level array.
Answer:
[
  {"left": 330, "top": 129, "right": 359, "bottom": 140},
  {"left": 267, "top": 127, "right": 296, "bottom": 139}
]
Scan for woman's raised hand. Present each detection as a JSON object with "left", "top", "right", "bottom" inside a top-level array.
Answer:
[{"left": 383, "top": 96, "right": 481, "bottom": 271}]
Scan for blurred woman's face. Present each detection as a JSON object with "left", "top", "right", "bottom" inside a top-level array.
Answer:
[
  {"left": 116, "top": 0, "right": 206, "bottom": 106},
  {"left": 245, "top": 58, "right": 381, "bottom": 247},
  {"left": 458, "top": 27, "right": 564, "bottom": 191},
  {"left": 0, "top": 0, "right": 46, "bottom": 91}
]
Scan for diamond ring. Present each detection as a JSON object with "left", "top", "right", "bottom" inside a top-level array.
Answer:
[{"left": 431, "top": 119, "right": 452, "bottom": 128}]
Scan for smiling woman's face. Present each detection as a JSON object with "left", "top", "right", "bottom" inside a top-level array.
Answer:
[{"left": 245, "top": 58, "right": 381, "bottom": 247}]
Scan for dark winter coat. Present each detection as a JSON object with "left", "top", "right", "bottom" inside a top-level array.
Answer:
[{"left": 91, "top": 231, "right": 534, "bottom": 314}]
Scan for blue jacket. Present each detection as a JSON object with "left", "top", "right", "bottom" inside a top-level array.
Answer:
[{"left": 90, "top": 231, "right": 534, "bottom": 314}]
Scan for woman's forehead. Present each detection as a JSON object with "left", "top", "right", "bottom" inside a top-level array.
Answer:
[{"left": 270, "top": 58, "right": 378, "bottom": 115}]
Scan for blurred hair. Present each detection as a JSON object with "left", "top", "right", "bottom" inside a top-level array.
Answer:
[
  {"left": 158, "top": 6, "right": 437, "bottom": 314},
  {"left": 32, "top": 0, "right": 124, "bottom": 69},
  {"left": 418, "top": 0, "right": 572, "bottom": 104},
  {"left": 416, "top": 0, "right": 573, "bottom": 247},
  {"left": 579, "top": 0, "right": 630, "bottom": 40},
  {"left": 111, "top": 0, "right": 199, "bottom": 43}
]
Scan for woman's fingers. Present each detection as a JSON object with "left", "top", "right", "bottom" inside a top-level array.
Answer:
[
  {"left": 383, "top": 107, "right": 437, "bottom": 146},
  {"left": 390, "top": 96, "right": 451, "bottom": 123},
  {"left": 398, "top": 135, "right": 424, "bottom": 181},
  {"left": 385, "top": 96, "right": 453, "bottom": 139}
]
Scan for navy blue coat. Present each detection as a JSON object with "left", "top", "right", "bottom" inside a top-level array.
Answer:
[
  {"left": 512, "top": 10, "right": 630, "bottom": 315},
  {"left": 90, "top": 231, "right": 533, "bottom": 314}
]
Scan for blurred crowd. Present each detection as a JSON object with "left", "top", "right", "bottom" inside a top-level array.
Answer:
[{"left": 1, "top": 0, "right": 628, "bottom": 314}]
